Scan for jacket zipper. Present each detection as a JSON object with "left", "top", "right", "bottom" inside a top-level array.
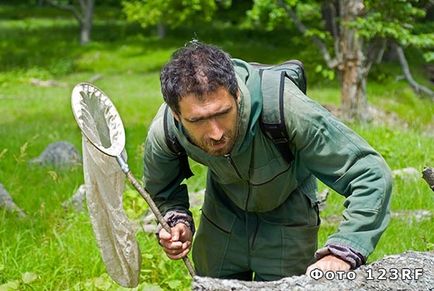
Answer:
[
  {"left": 224, "top": 154, "right": 243, "bottom": 179},
  {"left": 225, "top": 154, "right": 261, "bottom": 259},
  {"left": 224, "top": 154, "right": 252, "bottom": 210}
]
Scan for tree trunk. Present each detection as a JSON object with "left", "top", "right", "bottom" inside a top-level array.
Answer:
[
  {"left": 157, "top": 22, "right": 166, "bottom": 39},
  {"left": 339, "top": 0, "right": 369, "bottom": 121},
  {"left": 340, "top": 54, "right": 368, "bottom": 121},
  {"left": 80, "top": 0, "right": 94, "bottom": 45},
  {"left": 80, "top": 24, "right": 91, "bottom": 45}
]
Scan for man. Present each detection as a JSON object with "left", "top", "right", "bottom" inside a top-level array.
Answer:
[{"left": 143, "top": 41, "right": 392, "bottom": 281}]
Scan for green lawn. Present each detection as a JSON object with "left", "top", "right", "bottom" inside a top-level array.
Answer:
[{"left": 0, "top": 4, "right": 433, "bottom": 291}]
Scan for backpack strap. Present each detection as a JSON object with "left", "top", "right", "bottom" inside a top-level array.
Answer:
[
  {"left": 259, "top": 69, "right": 294, "bottom": 164},
  {"left": 163, "top": 105, "right": 193, "bottom": 179}
]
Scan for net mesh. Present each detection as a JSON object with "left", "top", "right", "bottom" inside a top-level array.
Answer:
[{"left": 82, "top": 137, "right": 141, "bottom": 287}]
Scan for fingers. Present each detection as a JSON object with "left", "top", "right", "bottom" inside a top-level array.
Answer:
[
  {"left": 164, "top": 241, "right": 192, "bottom": 260},
  {"left": 159, "top": 228, "right": 172, "bottom": 240},
  {"left": 161, "top": 239, "right": 191, "bottom": 260},
  {"left": 171, "top": 225, "right": 180, "bottom": 241},
  {"left": 305, "top": 255, "right": 351, "bottom": 275},
  {"left": 158, "top": 224, "right": 192, "bottom": 260},
  {"left": 159, "top": 224, "right": 189, "bottom": 241}
]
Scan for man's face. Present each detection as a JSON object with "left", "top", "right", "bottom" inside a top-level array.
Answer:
[{"left": 174, "top": 87, "right": 239, "bottom": 156}]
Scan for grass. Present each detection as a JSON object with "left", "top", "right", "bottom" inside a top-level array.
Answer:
[{"left": 0, "top": 4, "right": 433, "bottom": 290}]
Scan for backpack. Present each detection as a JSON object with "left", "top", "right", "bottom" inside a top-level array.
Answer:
[{"left": 163, "top": 60, "right": 307, "bottom": 179}]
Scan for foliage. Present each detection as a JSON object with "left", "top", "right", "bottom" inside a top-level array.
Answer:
[
  {"left": 247, "top": 1, "right": 319, "bottom": 30},
  {"left": 247, "top": 0, "right": 334, "bottom": 80},
  {"left": 248, "top": 0, "right": 434, "bottom": 62},
  {"left": 353, "top": 0, "right": 434, "bottom": 60},
  {"left": 122, "top": 0, "right": 219, "bottom": 30},
  {"left": 246, "top": 0, "right": 434, "bottom": 120}
]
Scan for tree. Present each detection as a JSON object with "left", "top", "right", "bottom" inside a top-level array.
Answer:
[
  {"left": 248, "top": 0, "right": 434, "bottom": 120},
  {"left": 48, "top": 0, "right": 95, "bottom": 45},
  {"left": 122, "top": 0, "right": 224, "bottom": 39},
  {"left": 355, "top": 0, "right": 434, "bottom": 101}
]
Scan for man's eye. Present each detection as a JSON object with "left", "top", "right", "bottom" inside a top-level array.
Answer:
[
  {"left": 189, "top": 119, "right": 205, "bottom": 125},
  {"left": 217, "top": 109, "right": 231, "bottom": 118}
]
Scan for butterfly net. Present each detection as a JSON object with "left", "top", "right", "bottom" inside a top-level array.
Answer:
[{"left": 73, "top": 83, "right": 141, "bottom": 287}]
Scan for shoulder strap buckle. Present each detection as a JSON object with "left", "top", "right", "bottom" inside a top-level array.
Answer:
[{"left": 255, "top": 60, "right": 308, "bottom": 164}]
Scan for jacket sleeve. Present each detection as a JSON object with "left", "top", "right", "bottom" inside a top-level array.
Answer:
[
  {"left": 284, "top": 80, "right": 392, "bottom": 259},
  {"left": 143, "top": 105, "right": 191, "bottom": 216}
]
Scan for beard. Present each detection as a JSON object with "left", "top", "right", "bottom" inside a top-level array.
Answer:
[
  {"left": 187, "top": 129, "right": 238, "bottom": 157},
  {"left": 184, "top": 124, "right": 239, "bottom": 156}
]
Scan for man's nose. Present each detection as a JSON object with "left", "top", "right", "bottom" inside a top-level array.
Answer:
[{"left": 207, "top": 119, "right": 224, "bottom": 141}]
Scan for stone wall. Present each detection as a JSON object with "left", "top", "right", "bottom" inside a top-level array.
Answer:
[{"left": 193, "top": 251, "right": 433, "bottom": 291}]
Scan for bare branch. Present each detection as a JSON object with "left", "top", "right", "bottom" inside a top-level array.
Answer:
[
  {"left": 375, "top": 41, "right": 386, "bottom": 64},
  {"left": 321, "top": 1, "right": 341, "bottom": 61},
  {"left": 82, "top": 0, "right": 95, "bottom": 20},
  {"left": 278, "top": 0, "right": 339, "bottom": 69},
  {"left": 365, "top": 38, "right": 387, "bottom": 73},
  {"left": 393, "top": 43, "right": 434, "bottom": 100},
  {"left": 330, "top": 1, "right": 341, "bottom": 58},
  {"left": 46, "top": 0, "right": 83, "bottom": 23},
  {"left": 321, "top": 1, "right": 339, "bottom": 39},
  {"left": 77, "top": 0, "right": 86, "bottom": 12},
  {"left": 423, "top": 0, "right": 434, "bottom": 10}
]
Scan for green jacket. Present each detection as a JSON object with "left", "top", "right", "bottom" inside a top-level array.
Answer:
[{"left": 143, "top": 59, "right": 392, "bottom": 259}]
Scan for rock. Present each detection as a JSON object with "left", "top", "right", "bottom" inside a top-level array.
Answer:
[
  {"left": 392, "top": 167, "right": 420, "bottom": 181},
  {"left": 141, "top": 223, "right": 157, "bottom": 234},
  {"left": 321, "top": 104, "right": 409, "bottom": 128},
  {"left": 422, "top": 167, "right": 434, "bottom": 191},
  {"left": 317, "top": 189, "right": 329, "bottom": 211},
  {"left": 29, "top": 141, "right": 81, "bottom": 168},
  {"left": 192, "top": 251, "right": 433, "bottom": 291},
  {"left": 322, "top": 214, "right": 342, "bottom": 225},
  {"left": 62, "top": 184, "right": 86, "bottom": 212},
  {"left": 0, "top": 183, "right": 26, "bottom": 217},
  {"left": 190, "top": 189, "right": 205, "bottom": 208},
  {"left": 138, "top": 211, "right": 158, "bottom": 234},
  {"left": 30, "top": 78, "right": 67, "bottom": 87},
  {"left": 392, "top": 209, "right": 432, "bottom": 223}
]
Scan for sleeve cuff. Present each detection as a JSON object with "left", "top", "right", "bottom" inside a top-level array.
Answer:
[
  {"left": 315, "top": 244, "right": 366, "bottom": 269},
  {"left": 155, "top": 210, "right": 195, "bottom": 238}
]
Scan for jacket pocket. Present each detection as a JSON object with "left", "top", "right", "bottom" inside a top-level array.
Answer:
[
  {"left": 192, "top": 200, "right": 237, "bottom": 277},
  {"left": 281, "top": 223, "right": 319, "bottom": 275},
  {"left": 192, "top": 211, "right": 235, "bottom": 277},
  {"left": 259, "top": 187, "right": 320, "bottom": 227}
]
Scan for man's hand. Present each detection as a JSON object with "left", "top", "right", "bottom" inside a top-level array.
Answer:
[
  {"left": 306, "top": 255, "right": 350, "bottom": 275},
  {"left": 158, "top": 223, "right": 192, "bottom": 260}
]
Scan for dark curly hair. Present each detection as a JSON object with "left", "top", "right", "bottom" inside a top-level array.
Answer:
[{"left": 160, "top": 41, "right": 238, "bottom": 114}]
